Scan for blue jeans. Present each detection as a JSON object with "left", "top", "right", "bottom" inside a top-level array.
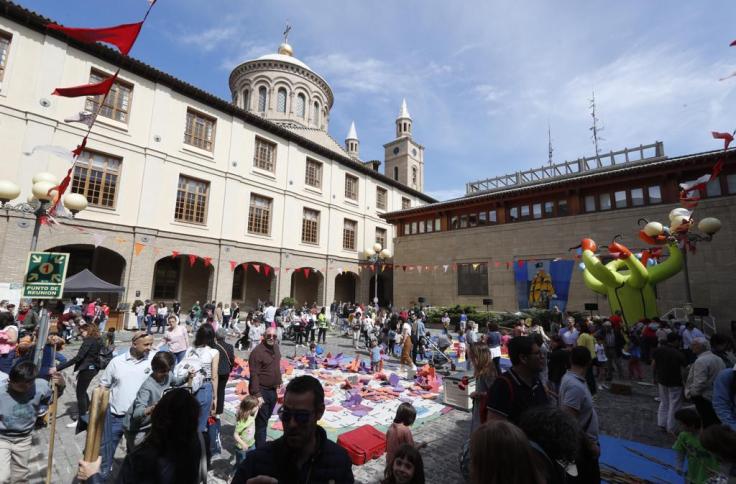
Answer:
[
  {"left": 234, "top": 444, "right": 255, "bottom": 467},
  {"left": 195, "top": 382, "right": 213, "bottom": 432},
  {"left": 145, "top": 315, "right": 154, "bottom": 334},
  {"left": 255, "top": 388, "right": 277, "bottom": 448},
  {"left": 100, "top": 410, "right": 127, "bottom": 480},
  {"left": 136, "top": 315, "right": 144, "bottom": 330},
  {"left": 98, "top": 319, "right": 107, "bottom": 333},
  {"left": 174, "top": 350, "right": 186, "bottom": 364}
]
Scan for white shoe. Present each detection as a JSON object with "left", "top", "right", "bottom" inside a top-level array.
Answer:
[{"left": 66, "top": 420, "right": 78, "bottom": 428}]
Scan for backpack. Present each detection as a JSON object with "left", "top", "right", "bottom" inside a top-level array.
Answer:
[
  {"left": 97, "top": 343, "right": 114, "bottom": 370},
  {"left": 175, "top": 348, "right": 206, "bottom": 392}
]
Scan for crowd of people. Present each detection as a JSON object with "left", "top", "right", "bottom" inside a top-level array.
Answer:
[{"left": 1, "top": 297, "right": 736, "bottom": 483}]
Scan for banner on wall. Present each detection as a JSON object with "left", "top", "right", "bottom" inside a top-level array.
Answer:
[{"left": 514, "top": 259, "right": 575, "bottom": 312}]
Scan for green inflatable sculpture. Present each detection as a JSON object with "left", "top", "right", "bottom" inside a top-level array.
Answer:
[{"left": 580, "top": 238, "right": 683, "bottom": 327}]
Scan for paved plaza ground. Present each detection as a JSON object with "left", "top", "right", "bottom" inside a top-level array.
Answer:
[{"left": 27, "top": 327, "right": 672, "bottom": 483}]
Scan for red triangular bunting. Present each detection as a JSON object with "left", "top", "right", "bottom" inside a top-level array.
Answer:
[
  {"left": 252, "top": 263, "right": 261, "bottom": 273},
  {"left": 53, "top": 72, "right": 118, "bottom": 98},
  {"left": 188, "top": 254, "right": 196, "bottom": 267},
  {"left": 71, "top": 136, "right": 89, "bottom": 158},
  {"left": 203, "top": 256, "right": 212, "bottom": 267},
  {"left": 264, "top": 265, "right": 271, "bottom": 277},
  {"left": 229, "top": 260, "right": 237, "bottom": 271},
  {"left": 303, "top": 268, "right": 310, "bottom": 278},
  {"left": 172, "top": 251, "right": 180, "bottom": 258},
  {"left": 46, "top": 22, "right": 143, "bottom": 55}
]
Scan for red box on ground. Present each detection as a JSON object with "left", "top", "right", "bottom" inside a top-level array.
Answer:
[{"left": 337, "top": 424, "right": 386, "bottom": 465}]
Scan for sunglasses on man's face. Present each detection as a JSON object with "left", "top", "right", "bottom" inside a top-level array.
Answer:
[
  {"left": 264, "top": 334, "right": 277, "bottom": 340},
  {"left": 278, "top": 407, "right": 312, "bottom": 424}
]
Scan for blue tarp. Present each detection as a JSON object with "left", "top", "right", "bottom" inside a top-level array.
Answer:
[{"left": 600, "top": 433, "right": 681, "bottom": 483}]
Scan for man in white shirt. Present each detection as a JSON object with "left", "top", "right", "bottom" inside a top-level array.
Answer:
[
  {"left": 263, "top": 302, "right": 277, "bottom": 327},
  {"left": 682, "top": 322, "right": 704, "bottom": 363},
  {"left": 98, "top": 332, "right": 154, "bottom": 480}
]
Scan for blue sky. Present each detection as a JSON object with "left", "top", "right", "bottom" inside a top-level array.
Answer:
[{"left": 20, "top": 0, "right": 736, "bottom": 201}]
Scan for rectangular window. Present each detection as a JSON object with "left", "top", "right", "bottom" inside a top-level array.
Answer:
[
  {"left": 254, "top": 136, "right": 276, "bottom": 172},
  {"left": 376, "top": 187, "right": 387, "bottom": 210},
  {"left": 247, "top": 194, "right": 272, "bottom": 235},
  {"left": 85, "top": 70, "right": 133, "bottom": 123},
  {"left": 451, "top": 216, "right": 459, "bottom": 229},
  {"left": 153, "top": 258, "right": 180, "bottom": 299},
  {"left": 345, "top": 174, "right": 359, "bottom": 201},
  {"left": 301, "top": 208, "right": 320, "bottom": 244},
  {"left": 728, "top": 174, "right": 736, "bottom": 194},
  {"left": 544, "top": 202, "right": 554, "bottom": 216},
  {"left": 614, "top": 190, "right": 627, "bottom": 209},
  {"left": 402, "top": 197, "right": 411, "bottom": 209},
  {"left": 460, "top": 215, "right": 468, "bottom": 228},
  {"left": 584, "top": 195, "right": 596, "bottom": 213},
  {"left": 304, "top": 159, "right": 322, "bottom": 189},
  {"left": 648, "top": 185, "right": 662, "bottom": 204},
  {"left": 425, "top": 219, "right": 433, "bottom": 233},
  {"left": 184, "top": 109, "right": 216, "bottom": 151},
  {"left": 489, "top": 210, "right": 497, "bottom": 223},
  {"left": 403, "top": 224, "right": 410, "bottom": 235},
  {"left": 435, "top": 218, "right": 441, "bottom": 231},
  {"left": 532, "top": 203, "right": 542, "bottom": 219},
  {"left": 375, "top": 227, "right": 387, "bottom": 247},
  {"left": 558, "top": 199, "right": 569, "bottom": 216},
  {"left": 418, "top": 221, "right": 425, "bottom": 233},
  {"left": 520, "top": 205, "right": 530, "bottom": 219},
  {"left": 631, "top": 188, "right": 644, "bottom": 207},
  {"left": 479, "top": 211, "right": 488, "bottom": 224},
  {"left": 457, "top": 262, "right": 488, "bottom": 296},
  {"left": 468, "top": 213, "right": 478, "bottom": 227},
  {"left": 411, "top": 221, "right": 417, "bottom": 234},
  {"left": 174, "top": 175, "right": 209, "bottom": 224},
  {"left": 342, "top": 219, "right": 357, "bottom": 250},
  {"left": 0, "top": 32, "right": 10, "bottom": 82},
  {"left": 71, "top": 150, "right": 122, "bottom": 208},
  {"left": 509, "top": 207, "right": 518, "bottom": 221},
  {"left": 706, "top": 178, "right": 722, "bottom": 197},
  {"left": 599, "top": 193, "right": 611, "bottom": 211}
]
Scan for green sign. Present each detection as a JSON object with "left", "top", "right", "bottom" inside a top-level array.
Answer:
[{"left": 22, "top": 252, "right": 70, "bottom": 299}]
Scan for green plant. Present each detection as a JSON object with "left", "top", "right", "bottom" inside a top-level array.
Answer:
[{"left": 280, "top": 297, "right": 296, "bottom": 308}]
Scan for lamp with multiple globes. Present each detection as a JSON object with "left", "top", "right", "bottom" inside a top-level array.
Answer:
[{"left": 365, "top": 243, "right": 392, "bottom": 307}]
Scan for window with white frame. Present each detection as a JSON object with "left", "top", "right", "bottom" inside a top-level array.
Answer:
[
  {"left": 376, "top": 187, "right": 387, "bottom": 210},
  {"left": 301, "top": 208, "right": 320, "bottom": 244},
  {"left": 175, "top": 175, "right": 209, "bottom": 224},
  {"left": 305, "top": 159, "right": 322, "bottom": 189},
  {"left": 296, "top": 93, "right": 306, "bottom": 118},
  {"left": 258, "top": 86, "right": 268, "bottom": 112},
  {"left": 0, "top": 32, "right": 10, "bottom": 82},
  {"left": 247, "top": 194, "right": 272, "bottom": 235},
  {"left": 71, "top": 150, "right": 122, "bottom": 208},
  {"left": 184, "top": 109, "right": 216, "bottom": 151},
  {"left": 85, "top": 69, "right": 133, "bottom": 123},
  {"left": 277, "top": 88, "right": 287, "bottom": 113},
  {"left": 375, "top": 227, "right": 387, "bottom": 248},
  {"left": 254, "top": 136, "right": 276, "bottom": 172},
  {"left": 343, "top": 219, "right": 357, "bottom": 250},
  {"left": 345, "top": 174, "right": 359, "bottom": 201}
]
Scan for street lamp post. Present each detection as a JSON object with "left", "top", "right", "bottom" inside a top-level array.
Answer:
[
  {"left": 679, "top": 216, "right": 722, "bottom": 320},
  {"left": 0, "top": 173, "right": 88, "bottom": 366},
  {"left": 364, "top": 243, "right": 391, "bottom": 309}
]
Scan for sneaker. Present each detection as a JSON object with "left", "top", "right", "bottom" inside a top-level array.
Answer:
[{"left": 66, "top": 420, "right": 78, "bottom": 428}]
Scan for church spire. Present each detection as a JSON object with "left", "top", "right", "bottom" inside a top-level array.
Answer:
[
  {"left": 396, "top": 98, "right": 412, "bottom": 138},
  {"left": 345, "top": 121, "right": 359, "bottom": 158}
]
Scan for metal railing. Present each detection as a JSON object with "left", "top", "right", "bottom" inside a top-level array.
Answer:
[{"left": 465, "top": 141, "right": 665, "bottom": 195}]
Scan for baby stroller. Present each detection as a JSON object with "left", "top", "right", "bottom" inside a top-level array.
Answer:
[{"left": 424, "top": 336, "right": 455, "bottom": 374}]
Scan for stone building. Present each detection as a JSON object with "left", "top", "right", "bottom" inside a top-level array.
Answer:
[
  {"left": 382, "top": 143, "right": 736, "bottom": 331},
  {"left": 0, "top": 1, "right": 434, "bottom": 312}
]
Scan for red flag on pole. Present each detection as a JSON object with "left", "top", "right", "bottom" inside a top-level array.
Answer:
[
  {"left": 53, "top": 73, "right": 118, "bottom": 98},
  {"left": 188, "top": 254, "right": 196, "bottom": 267},
  {"left": 711, "top": 131, "right": 734, "bottom": 150},
  {"left": 46, "top": 22, "right": 143, "bottom": 55}
]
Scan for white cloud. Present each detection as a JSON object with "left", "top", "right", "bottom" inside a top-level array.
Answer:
[
  {"left": 174, "top": 27, "right": 238, "bottom": 52},
  {"left": 425, "top": 187, "right": 466, "bottom": 202}
]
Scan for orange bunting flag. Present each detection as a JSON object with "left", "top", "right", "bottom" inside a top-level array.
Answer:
[
  {"left": 229, "top": 260, "right": 237, "bottom": 271},
  {"left": 133, "top": 242, "right": 145, "bottom": 256},
  {"left": 203, "top": 257, "right": 212, "bottom": 267},
  {"left": 188, "top": 254, "right": 196, "bottom": 267}
]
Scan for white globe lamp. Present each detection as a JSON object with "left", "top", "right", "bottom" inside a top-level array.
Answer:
[{"left": 0, "top": 180, "right": 20, "bottom": 203}]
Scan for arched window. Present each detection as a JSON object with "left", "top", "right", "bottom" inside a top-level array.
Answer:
[
  {"left": 243, "top": 89, "right": 249, "bottom": 110},
  {"left": 277, "top": 88, "right": 287, "bottom": 113},
  {"left": 412, "top": 166, "right": 417, "bottom": 185},
  {"left": 313, "top": 101, "right": 320, "bottom": 126},
  {"left": 295, "top": 93, "right": 306, "bottom": 118},
  {"left": 393, "top": 166, "right": 399, "bottom": 181},
  {"left": 258, "top": 86, "right": 268, "bottom": 112}
]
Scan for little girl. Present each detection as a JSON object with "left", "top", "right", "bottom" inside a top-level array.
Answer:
[
  {"left": 386, "top": 403, "right": 427, "bottom": 469},
  {"left": 594, "top": 335, "right": 608, "bottom": 389},
  {"left": 233, "top": 395, "right": 259, "bottom": 468}
]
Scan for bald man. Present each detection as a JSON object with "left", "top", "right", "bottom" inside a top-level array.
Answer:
[{"left": 248, "top": 326, "right": 282, "bottom": 448}]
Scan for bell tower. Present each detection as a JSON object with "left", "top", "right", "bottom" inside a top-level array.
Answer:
[{"left": 383, "top": 99, "right": 424, "bottom": 192}]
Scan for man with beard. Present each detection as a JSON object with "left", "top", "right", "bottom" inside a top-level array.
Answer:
[
  {"left": 248, "top": 326, "right": 282, "bottom": 449},
  {"left": 231, "top": 375, "right": 354, "bottom": 484}
]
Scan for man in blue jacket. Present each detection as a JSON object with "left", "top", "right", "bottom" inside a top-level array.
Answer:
[
  {"left": 712, "top": 365, "right": 736, "bottom": 431},
  {"left": 231, "top": 375, "right": 354, "bottom": 484}
]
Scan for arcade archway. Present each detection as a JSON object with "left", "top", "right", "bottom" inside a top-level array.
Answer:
[
  {"left": 291, "top": 268, "right": 324, "bottom": 307},
  {"left": 47, "top": 244, "right": 126, "bottom": 307},
  {"left": 334, "top": 271, "right": 358, "bottom": 304}
]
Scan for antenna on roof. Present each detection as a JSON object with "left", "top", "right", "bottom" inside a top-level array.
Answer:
[
  {"left": 589, "top": 90, "right": 605, "bottom": 156},
  {"left": 547, "top": 121, "right": 554, "bottom": 166}
]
